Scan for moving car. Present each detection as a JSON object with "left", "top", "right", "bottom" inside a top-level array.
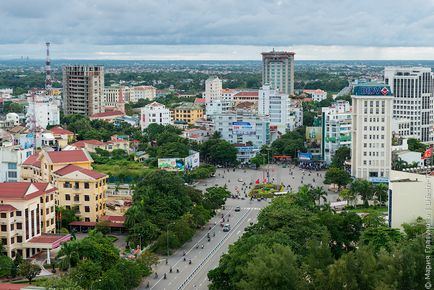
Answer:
[
  {"left": 235, "top": 206, "right": 241, "bottom": 212},
  {"left": 223, "top": 224, "right": 231, "bottom": 232}
]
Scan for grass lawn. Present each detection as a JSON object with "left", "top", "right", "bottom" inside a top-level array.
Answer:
[
  {"left": 249, "top": 183, "right": 284, "bottom": 198},
  {"left": 346, "top": 206, "right": 388, "bottom": 215},
  {"left": 93, "top": 162, "right": 153, "bottom": 177}
]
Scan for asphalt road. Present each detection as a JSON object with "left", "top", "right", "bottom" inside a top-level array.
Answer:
[{"left": 140, "top": 164, "right": 336, "bottom": 290}]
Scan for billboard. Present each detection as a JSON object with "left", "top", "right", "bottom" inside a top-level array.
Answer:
[
  {"left": 305, "top": 127, "right": 321, "bottom": 145},
  {"left": 185, "top": 152, "right": 200, "bottom": 171},
  {"left": 298, "top": 152, "right": 313, "bottom": 160},
  {"left": 158, "top": 158, "right": 185, "bottom": 171},
  {"left": 232, "top": 121, "right": 255, "bottom": 135}
]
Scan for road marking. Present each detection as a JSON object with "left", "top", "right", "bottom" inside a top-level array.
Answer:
[{"left": 178, "top": 209, "right": 253, "bottom": 290}]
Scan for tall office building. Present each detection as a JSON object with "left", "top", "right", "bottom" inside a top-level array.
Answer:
[
  {"left": 351, "top": 83, "right": 393, "bottom": 180},
  {"left": 261, "top": 50, "right": 295, "bottom": 95},
  {"left": 62, "top": 65, "right": 104, "bottom": 116},
  {"left": 384, "top": 67, "right": 433, "bottom": 142}
]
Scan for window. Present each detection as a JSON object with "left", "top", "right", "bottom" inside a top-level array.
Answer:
[
  {"left": 10, "top": 212, "right": 14, "bottom": 218},
  {"left": 16, "top": 223, "right": 22, "bottom": 230},
  {"left": 0, "top": 213, "right": 6, "bottom": 218},
  {"left": 8, "top": 171, "right": 17, "bottom": 179},
  {"left": 85, "top": 195, "right": 90, "bottom": 201},
  {"left": 65, "top": 194, "right": 70, "bottom": 201},
  {"left": 10, "top": 224, "right": 14, "bottom": 231},
  {"left": 16, "top": 211, "right": 21, "bottom": 217},
  {"left": 10, "top": 237, "right": 14, "bottom": 244},
  {"left": 74, "top": 182, "right": 79, "bottom": 189},
  {"left": 17, "top": 236, "right": 22, "bottom": 243},
  {"left": 1, "top": 225, "right": 6, "bottom": 231},
  {"left": 84, "top": 183, "right": 90, "bottom": 189},
  {"left": 85, "top": 206, "right": 90, "bottom": 213},
  {"left": 64, "top": 182, "right": 71, "bottom": 188},
  {"left": 7, "top": 163, "right": 17, "bottom": 170}
]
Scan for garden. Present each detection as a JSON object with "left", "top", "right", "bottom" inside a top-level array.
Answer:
[{"left": 249, "top": 183, "right": 285, "bottom": 198}]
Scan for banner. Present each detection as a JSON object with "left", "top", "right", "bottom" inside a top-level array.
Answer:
[
  {"left": 158, "top": 158, "right": 185, "bottom": 171},
  {"left": 232, "top": 121, "right": 255, "bottom": 135}
]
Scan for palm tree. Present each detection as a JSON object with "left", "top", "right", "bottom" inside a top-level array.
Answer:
[
  {"left": 339, "top": 188, "right": 357, "bottom": 207},
  {"left": 57, "top": 241, "right": 79, "bottom": 271},
  {"left": 373, "top": 183, "right": 388, "bottom": 206},
  {"left": 309, "top": 186, "right": 328, "bottom": 206}
]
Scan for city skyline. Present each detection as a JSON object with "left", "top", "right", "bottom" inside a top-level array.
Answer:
[{"left": 1, "top": 0, "right": 434, "bottom": 60}]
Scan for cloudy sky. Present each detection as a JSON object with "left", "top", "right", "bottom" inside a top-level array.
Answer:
[{"left": 1, "top": 0, "right": 434, "bottom": 60}]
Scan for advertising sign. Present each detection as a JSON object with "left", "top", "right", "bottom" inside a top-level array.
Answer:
[
  {"left": 232, "top": 121, "right": 255, "bottom": 135},
  {"left": 305, "top": 127, "right": 322, "bottom": 144},
  {"left": 353, "top": 85, "right": 393, "bottom": 96},
  {"left": 184, "top": 152, "right": 200, "bottom": 170},
  {"left": 158, "top": 158, "right": 185, "bottom": 171},
  {"left": 298, "top": 152, "right": 313, "bottom": 160}
]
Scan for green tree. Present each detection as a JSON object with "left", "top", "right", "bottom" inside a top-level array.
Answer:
[
  {"left": 0, "top": 255, "right": 13, "bottom": 278},
  {"left": 324, "top": 167, "right": 351, "bottom": 190},
  {"left": 56, "top": 206, "right": 79, "bottom": 229},
  {"left": 95, "top": 220, "right": 111, "bottom": 235},
  {"left": 360, "top": 227, "right": 401, "bottom": 253},
  {"left": 202, "top": 187, "right": 231, "bottom": 210},
  {"left": 330, "top": 146, "right": 351, "bottom": 169},
  {"left": 70, "top": 260, "right": 102, "bottom": 289},
  {"left": 338, "top": 188, "right": 357, "bottom": 207},
  {"left": 350, "top": 179, "right": 374, "bottom": 207},
  {"left": 237, "top": 244, "right": 304, "bottom": 290},
  {"left": 201, "top": 138, "right": 237, "bottom": 166},
  {"left": 18, "top": 260, "right": 41, "bottom": 283},
  {"left": 95, "top": 259, "right": 144, "bottom": 290},
  {"left": 372, "top": 183, "right": 388, "bottom": 206}
]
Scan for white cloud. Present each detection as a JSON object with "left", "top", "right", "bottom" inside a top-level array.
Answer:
[{"left": 1, "top": 0, "right": 434, "bottom": 59}]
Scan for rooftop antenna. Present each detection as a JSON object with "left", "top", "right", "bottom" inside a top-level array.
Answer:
[{"left": 45, "top": 42, "right": 52, "bottom": 93}]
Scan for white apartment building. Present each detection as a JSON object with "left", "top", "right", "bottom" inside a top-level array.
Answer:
[
  {"left": 204, "top": 76, "right": 222, "bottom": 103},
  {"left": 129, "top": 86, "right": 156, "bottom": 103},
  {"left": 321, "top": 101, "right": 352, "bottom": 164},
  {"left": 261, "top": 50, "right": 295, "bottom": 95},
  {"left": 303, "top": 89, "right": 327, "bottom": 102},
  {"left": 140, "top": 102, "right": 172, "bottom": 130},
  {"left": 26, "top": 95, "right": 60, "bottom": 130},
  {"left": 204, "top": 77, "right": 223, "bottom": 118},
  {"left": 351, "top": 83, "right": 393, "bottom": 179},
  {"left": 258, "top": 85, "right": 302, "bottom": 133},
  {"left": 213, "top": 110, "right": 270, "bottom": 149},
  {"left": 389, "top": 170, "right": 434, "bottom": 229},
  {"left": 0, "top": 144, "right": 34, "bottom": 182},
  {"left": 62, "top": 65, "right": 105, "bottom": 116},
  {"left": 0, "top": 89, "right": 13, "bottom": 99},
  {"left": 384, "top": 67, "right": 433, "bottom": 142}
]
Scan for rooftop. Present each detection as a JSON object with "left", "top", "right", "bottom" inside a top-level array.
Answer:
[
  {"left": 46, "top": 149, "right": 91, "bottom": 164},
  {"left": 234, "top": 91, "right": 259, "bottom": 97},
  {"left": 0, "top": 182, "right": 56, "bottom": 200},
  {"left": 50, "top": 127, "right": 74, "bottom": 136},
  {"left": 71, "top": 140, "right": 105, "bottom": 148},
  {"left": 175, "top": 102, "right": 203, "bottom": 110},
  {"left": 90, "top": 111, "right": 124, "bottom": 118},
  {"left": 54, "top": 164, "right": 106, "bottom": 180}
]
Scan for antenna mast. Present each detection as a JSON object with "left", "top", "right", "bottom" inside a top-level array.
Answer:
[{"left": 45, "top": 42, "right": 52, "bottom": 93}]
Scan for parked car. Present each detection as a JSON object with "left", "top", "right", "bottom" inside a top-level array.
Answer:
[{"left": 235, "top": 206, "right": 241, "bottom": 212}]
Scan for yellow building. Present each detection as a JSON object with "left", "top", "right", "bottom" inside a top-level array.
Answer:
[
  {"left": 21, "top": 149, "right": 107, "bottom": 222},
  {"left": 0, "top": 182, "right": 68, "bottom": 260},
  {"left": 53, "top": 165, "right": 107, "bottom": 222},
  {"left": 173, "top": 103, "right": 204, "bottom": 125}
]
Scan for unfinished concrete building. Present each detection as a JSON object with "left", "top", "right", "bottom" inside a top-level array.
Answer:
[{"left": 62, "top": 65, "right": 104, "bottom": 116}]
